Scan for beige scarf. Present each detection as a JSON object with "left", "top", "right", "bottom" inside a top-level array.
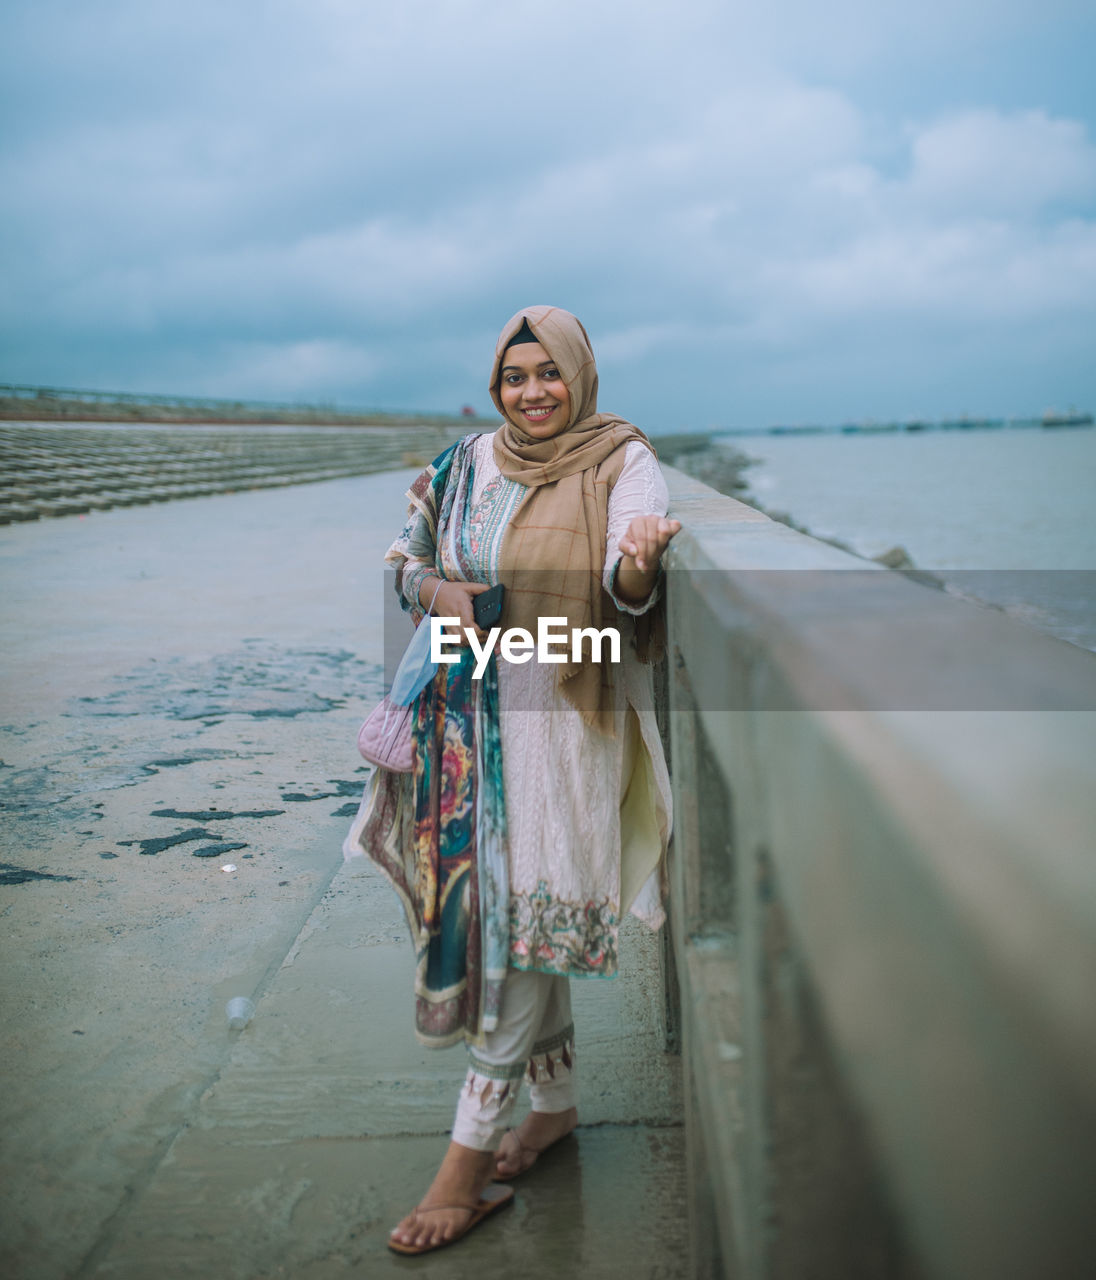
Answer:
[{"left": 489, "top": 305, "right": 663, "bottom": 736}]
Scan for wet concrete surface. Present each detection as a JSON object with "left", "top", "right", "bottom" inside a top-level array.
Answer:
[
  {"left": 87, "top": 867, "right": 685, "bottom": 1279},
  {"left": 0, "top": 475, "right": 686, "bottom": 1279}
]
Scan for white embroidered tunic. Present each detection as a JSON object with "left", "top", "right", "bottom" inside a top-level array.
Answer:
[{"left": 393, "top": 430, "right": 671, "bottom": 978}]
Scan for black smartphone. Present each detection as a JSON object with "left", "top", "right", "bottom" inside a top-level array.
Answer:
[{"left": 473, "top": 583, "right": 506, "bottom": 629}]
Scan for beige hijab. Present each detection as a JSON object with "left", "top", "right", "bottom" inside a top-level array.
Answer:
[{"left": 489, "top": 305, "right": 662, "bottom": 736}]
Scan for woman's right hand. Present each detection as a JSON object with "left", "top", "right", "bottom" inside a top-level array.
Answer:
[{"left": 420, "top": 577, "right": 490, "bottom": 645}]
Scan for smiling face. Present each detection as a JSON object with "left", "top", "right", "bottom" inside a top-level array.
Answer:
[{"left": 497, "top": 341, "right": 572, "bottom": 440}]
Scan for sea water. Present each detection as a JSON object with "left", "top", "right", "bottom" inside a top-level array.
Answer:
[{"left": 716, "top": 426, "right": 1096, "bottom": 651}]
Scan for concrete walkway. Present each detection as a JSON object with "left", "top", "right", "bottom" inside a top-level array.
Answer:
[{"left": 0, "top": 472, "right": 685, "bottom": 1279}]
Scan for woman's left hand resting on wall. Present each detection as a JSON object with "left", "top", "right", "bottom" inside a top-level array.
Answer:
[{"left": 615, "top": 515, "right": 682, "bottom": 605}]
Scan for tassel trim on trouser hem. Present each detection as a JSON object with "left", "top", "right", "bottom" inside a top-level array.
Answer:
[
  {"left": 525, "top": 1027, "right": 575, "bottom": 1085},
  {"left": 451, "top": 1042, "right": 578, "bottom": 1151}
]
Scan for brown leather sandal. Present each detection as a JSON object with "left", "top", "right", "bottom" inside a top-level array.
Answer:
[{"left": 387, "top": 1184, "right": 514, "bottom": 1256}]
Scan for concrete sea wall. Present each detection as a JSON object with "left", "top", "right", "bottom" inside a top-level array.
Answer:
[
  {"left": 0, "top": 421, "right": 473, "bottom": 523},
  {"left": 661, "top": 467, "right": 1096, "bottom": 1279}
]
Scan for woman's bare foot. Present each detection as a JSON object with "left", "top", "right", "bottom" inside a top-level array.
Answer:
[
  {"left": 494, "top": 1106, "right": 578, "bottom": 1179},
  {"left": 389, "top": 1141, "right": 496, "bottom": 1251}
]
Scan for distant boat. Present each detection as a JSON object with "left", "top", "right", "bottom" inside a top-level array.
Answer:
[{"left": 1041, "top": 411, "right": 1094, "bottom": 428}]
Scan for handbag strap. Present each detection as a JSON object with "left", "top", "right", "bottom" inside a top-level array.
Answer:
[{"left": 424, "top": 578, "right": 445, "bottom": 617}]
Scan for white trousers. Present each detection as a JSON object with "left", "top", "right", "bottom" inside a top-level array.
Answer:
[{"left": 451, "top": 969, "right": 577, "bottom": 1151}]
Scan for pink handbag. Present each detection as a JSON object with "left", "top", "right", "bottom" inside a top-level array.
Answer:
[
  {"left": 357, "top": 696, "right": 413, "bottom": 772},
  {"left": 356, "top": 579, "right": 445, "bottom": 773}
]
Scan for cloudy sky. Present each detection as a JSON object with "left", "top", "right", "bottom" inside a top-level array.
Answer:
[{"left": 2, "top": 0, "right": 1094, "bottom": 430}]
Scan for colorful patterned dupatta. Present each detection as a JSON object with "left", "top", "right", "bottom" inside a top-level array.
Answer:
[{"left": 345, "top": 438, "right": 508, "bottom": 1048}]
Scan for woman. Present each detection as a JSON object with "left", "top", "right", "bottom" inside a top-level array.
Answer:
[{"left": 344, "top": 305, "right": 680, "bottom": 1255}]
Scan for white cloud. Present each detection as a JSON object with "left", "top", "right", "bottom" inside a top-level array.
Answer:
[
  {"left": 753, "top": 108, "right": 1096, "bottom": 325},
  {"left": 905, "top": 109, "right": 1096, "bottom": 216}
]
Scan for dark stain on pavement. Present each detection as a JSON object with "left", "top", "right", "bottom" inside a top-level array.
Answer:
[
  {"left": 329, "top": 779, "right": 366, "bottom": 796},
  {"left": 141, "top": 753, "right": 240, "bottom": 774},
  {"left": 241, "top": 704, "right": 342, "bottom": 718},
  {"left": 118, "top": 828, "right": 225, "bottom": 856},
  {"left": 192, "top": 842, "right": 249, "bottom": 858},
  {"left": 150, "top": 808, "right": 285, "bottom": 821},
  {"left": 1, "top": 862, "right": 78, "bottom": 885},
  {"left": 281, "top": 779, "right": 364, "bottom": 803}
]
